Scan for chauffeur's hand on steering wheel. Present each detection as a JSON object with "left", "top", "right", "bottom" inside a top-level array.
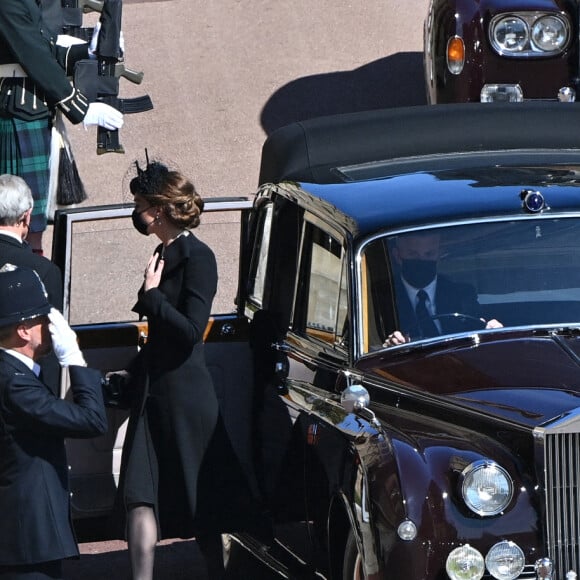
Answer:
[{"left": 383, "top": 330, "right": 409, "bottom": 347}]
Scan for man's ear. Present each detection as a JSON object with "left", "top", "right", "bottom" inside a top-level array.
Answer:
[
  {"left": 15, "top": 322, "right": 32, "bottom": 342},
  {"left": 21, "top": 209, "right": 32, "bottom": 227}
]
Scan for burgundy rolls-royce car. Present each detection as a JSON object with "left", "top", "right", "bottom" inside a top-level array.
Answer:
[
  {"left": 55, "top": 102, "right": 580, "bottom": 579},
  {"left": 424, "top": 0, "right": 579, "bottom": 103}
]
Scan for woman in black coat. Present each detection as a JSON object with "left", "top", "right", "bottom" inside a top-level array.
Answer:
[{"left": 118, "top": 160, "right": 232, "bottom": 579}]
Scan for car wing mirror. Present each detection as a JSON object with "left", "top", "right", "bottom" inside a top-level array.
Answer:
[{"left": 341, "top": 384, "right": 382, "bottom": 430}]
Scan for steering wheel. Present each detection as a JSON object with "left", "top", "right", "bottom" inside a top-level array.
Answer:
[{"left": 431, "top": 312, "right": 486, "bottom": 329}]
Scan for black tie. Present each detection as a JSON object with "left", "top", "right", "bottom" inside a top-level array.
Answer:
[{"left": 416, "top": 289, "right": 438, "bottom": 338}]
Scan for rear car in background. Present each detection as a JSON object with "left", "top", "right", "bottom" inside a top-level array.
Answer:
[
  {"left": 54, "top": 102, "right": 580, "bottom": 578},
  {"left": 424, "top": 0, "right": 579, "bottom": 103}
]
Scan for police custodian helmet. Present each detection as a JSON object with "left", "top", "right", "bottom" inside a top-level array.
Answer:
[{"left": 0, "top": 264, "right": 51, "bottom": 328}]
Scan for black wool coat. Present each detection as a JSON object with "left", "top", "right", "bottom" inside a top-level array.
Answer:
[
  {"left": 0, "top": 352, "right": 107, "bottom": 565},
  {"left": 0, "top": 233, "right": 64, "bottom": 395},
  {"left": 0, "top": 233, "right": 63, "bottom": 309},
  {"left": 118, "top": 232, "right": 221, "bottom": 539}
]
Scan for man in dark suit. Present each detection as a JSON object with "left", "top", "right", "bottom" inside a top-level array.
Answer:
[
  {"left": 0, "top": 173, "right": 63, "bottom": 394},
  {"left": 0, "top": 265, "right": 107, "bottom": 580},
  {"left": 384, "top": 231, "right": 502, "bottom": 346}
]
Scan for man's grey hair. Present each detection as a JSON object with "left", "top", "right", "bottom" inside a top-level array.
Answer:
[{"left": 0, "top": 174, "right": 33, "bottom": 226}]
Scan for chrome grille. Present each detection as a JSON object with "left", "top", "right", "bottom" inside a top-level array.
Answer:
[{"left": 544, "top": 430, "right": 580, "bottom": 577}]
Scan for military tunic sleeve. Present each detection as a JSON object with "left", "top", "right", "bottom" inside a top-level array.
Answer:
[{"left": 0, "top": 0, "right": 90, "bottom": 123}]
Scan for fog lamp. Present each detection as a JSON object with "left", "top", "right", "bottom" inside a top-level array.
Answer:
[
  {"left": 481, "top": 84, "right": 523, "bottom": 103},
  {"left": 446, "top": 545, "right": 485, "bottom": 580},
  {"left": 485, "top": 541, "right": 525, "bottom": 580},
  {"left": 397, "top": 519, "right": 417, "bottom": 541}
]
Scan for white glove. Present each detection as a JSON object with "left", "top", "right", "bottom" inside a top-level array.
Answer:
[
  {"left": 83, "top": 102, "right": 124, "bottom": 130},
  {"left": 89, "top": 22, "right": 125, "bottom": 58},
  {"left": 56, "top": 34, "right": 86, "bottom": 48},
  {"left": 88, "top": 22, "right": 100, "bottom": 56},
  {"left": 48, "top": 308, "right": 86, "bottom": 367}
]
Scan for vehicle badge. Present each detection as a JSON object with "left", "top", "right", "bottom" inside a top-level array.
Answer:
[{"left": 520, "top": 189, "right": 546, "bottom": 213}]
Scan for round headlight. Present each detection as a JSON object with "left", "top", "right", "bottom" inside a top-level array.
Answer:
[
  {"left": 461, "top": 461, "right": 513, "bottom": 516},
  {"left": 531, "top": 15, "right": 569, "bottom": 52},
  {"left": 492, "top": 16, "right": 529, "bottom": 53},
  {"left": 485, "top": 541, "right": 525, "bottom": 580},
  {"left": 446, "top": 545, "right": 485, "bottom": 580}
]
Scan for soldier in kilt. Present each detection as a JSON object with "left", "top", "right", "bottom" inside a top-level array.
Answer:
[
  {"left": 0, "top": 0, "right": 124, "bottom": 254},
  {"left": 0, "top": 117, "right": 52, "bottom": 231}
]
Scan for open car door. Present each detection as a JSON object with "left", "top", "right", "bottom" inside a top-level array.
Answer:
[{"left": 51, "top": 198, "right": 254, "bottom": 535}]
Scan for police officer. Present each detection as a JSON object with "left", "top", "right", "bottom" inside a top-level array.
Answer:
[
  {"left": 0, "top": 173, "right": 64, "bottom": 394},
  {"left": 0, "top": 0, "right": 124, "bottom": 254},
  {"left": 0, "top": 264, "right": 107, "bottom": 580}
]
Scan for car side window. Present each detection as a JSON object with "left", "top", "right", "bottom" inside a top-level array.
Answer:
[
  {"left": 247, "top": 203, "right": 273, "bottom": 308},
  {"left": 300, "top": 223, "right": 347, "bottom": 345}
]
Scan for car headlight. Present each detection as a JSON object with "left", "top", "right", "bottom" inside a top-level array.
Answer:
[
  {"left": 446, "top": 545, "right": 485, "bottom": 580},
  {"left": 531, "top": 15, "right": 568, "bottom": 52},
  {"left": 491, "top": 16, "right": 528, "bottom": 53},
  {"left": 460, "top": 460, "right": 513, "bottom": 516},
  {"left": 485, "top": 541, "right": 525, "bottom": 580},
  {"left": 489, "top": 12, "right": 570, "bottom": 57}
]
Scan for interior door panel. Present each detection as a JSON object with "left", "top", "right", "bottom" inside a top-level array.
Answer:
[{"left": 52, "top": 200, "right": 256, "bottom": 533}]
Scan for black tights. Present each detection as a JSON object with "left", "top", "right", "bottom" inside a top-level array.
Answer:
[
  {"left": 127, "top": 504, "right": 157, "bottom": 580},
  {"left": 127, "top": 505, "right": 225, "bottom": 579}
]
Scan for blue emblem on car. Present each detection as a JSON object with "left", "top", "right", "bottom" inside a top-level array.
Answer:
[{"left": 521, "top": 189, "right": 546, "bottom": 213}]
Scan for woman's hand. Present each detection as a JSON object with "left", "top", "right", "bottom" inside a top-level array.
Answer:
[{"left": 144, "top": 251, "right": 164, "bottom": 291}]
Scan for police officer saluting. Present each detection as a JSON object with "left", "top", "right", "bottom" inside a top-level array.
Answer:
[{"left": 0, "top": 264, "right": 107, "bottom": 580}]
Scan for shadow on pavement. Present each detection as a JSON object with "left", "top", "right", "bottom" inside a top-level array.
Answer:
[
  {"left": 260, "top": 51, "right": 427, "bottom": 135},
  {"left": 63, "top": 539, "right": 208, "bottom": 580}
]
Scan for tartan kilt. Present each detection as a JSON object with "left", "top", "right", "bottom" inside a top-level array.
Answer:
[{"left": 0, "top": 117, "right": 51, "bottom": 233}]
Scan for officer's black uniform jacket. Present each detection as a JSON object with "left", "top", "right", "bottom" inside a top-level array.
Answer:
[
  {"left": 0, "top": 351, "right": 107, "bottom": 565},
  {"left": 0, "top": 232, "right": 64, "bottom": 395},
  {"left": 0, "top": 0, "right": 90, "bottom": 123}
]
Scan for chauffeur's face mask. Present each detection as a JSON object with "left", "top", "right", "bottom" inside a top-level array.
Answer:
[
  {"left": 131, "top": 207, "right": 152, "bottom": 236},
  {"left": 401, "top": 259, "right": 437, "bottom": 289}
]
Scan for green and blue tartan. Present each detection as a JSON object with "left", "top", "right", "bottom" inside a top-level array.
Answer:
[{"left": 0, "top": 116, "right": 51, "bottom": 232}]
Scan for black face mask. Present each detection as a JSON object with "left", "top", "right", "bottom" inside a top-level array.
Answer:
[
  {"left": 401, "top": 259, "right": 437, "bottom": 288},
  {"left": 131, "top": 209, "right": 151, "bottom": 236}
]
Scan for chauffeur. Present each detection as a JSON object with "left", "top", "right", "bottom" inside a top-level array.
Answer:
[
  {"left": 0, "top": 0, "right": 124, "bottom": 253},
  {"left": 0, "top": 265, "right": 107, "bottom": 580}
]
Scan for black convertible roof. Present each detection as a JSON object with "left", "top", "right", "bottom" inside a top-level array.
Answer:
[{"left": 258, "top": 102, "right": 580, "bottom": 185}]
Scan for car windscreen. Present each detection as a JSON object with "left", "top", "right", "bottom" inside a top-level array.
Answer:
[{"left": 361, "top": 217, "right": 580, "bottom": 351}]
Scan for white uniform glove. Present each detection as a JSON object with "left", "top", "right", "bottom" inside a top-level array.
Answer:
[
  {"left": 48, "top": 308, "right": 86, "bottom": 367},
  {"left": 83, "top": 102, "right": 124, "bottom": 130},
  {"left": 89, "top": 22, "right": 125, "bottom": 58},
  {"left": 56, "top": 34, "right": 86, "bottom": 48}
]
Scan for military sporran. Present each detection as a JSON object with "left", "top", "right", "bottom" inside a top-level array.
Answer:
[{"left": 46, "top": 111, "right": 87, "bottom": 219}]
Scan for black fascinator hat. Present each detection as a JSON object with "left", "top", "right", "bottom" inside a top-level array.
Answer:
[{"left": 128, "top": 149, "right": 170, "bottom": 198}]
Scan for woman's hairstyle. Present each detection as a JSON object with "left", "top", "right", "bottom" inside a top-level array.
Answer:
[{"left": 129, "top": 159, "right": 204, "bottom": 229}]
